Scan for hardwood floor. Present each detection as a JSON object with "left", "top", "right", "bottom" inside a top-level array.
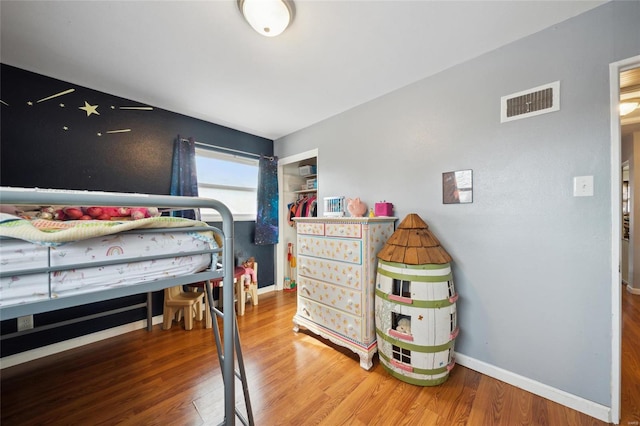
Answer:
[
  {"left": 1, "top": 289, "right": 638, "bottom": 425},
  {"left": 622, "top": 287, "right": 640, "bottom": 425}
]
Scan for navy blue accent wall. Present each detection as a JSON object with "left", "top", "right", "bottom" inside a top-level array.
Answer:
[{"left": 0, "top": 64, "right": 275, "bottom": 357}]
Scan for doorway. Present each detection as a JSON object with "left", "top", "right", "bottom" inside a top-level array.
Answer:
[
  {"left": 610, "top": 55, "right": 640, "bottom": 425},
  {"left": 276, "top": 149, "right": 318, "bottom": 291}
]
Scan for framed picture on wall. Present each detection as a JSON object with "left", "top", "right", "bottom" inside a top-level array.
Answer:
[{"left": 443, "top": 169, "right": 473, "bottom": 204}]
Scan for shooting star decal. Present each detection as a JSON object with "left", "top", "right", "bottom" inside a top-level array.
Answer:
[{"left": 36, "top": 88, "right": 75, "bottom": 103}]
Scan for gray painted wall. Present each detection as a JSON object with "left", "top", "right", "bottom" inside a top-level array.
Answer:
[{"left": 275, "top": 1, "right": 639, "bottom": 407}]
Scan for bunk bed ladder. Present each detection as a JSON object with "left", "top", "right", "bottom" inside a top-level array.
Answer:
[{"left": 205, "top": 281, "right": 254, "bottom": 426}]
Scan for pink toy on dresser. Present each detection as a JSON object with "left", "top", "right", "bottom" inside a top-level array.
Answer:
[{"left": 346, "top": 197, "right": 367, "bottom": 217}]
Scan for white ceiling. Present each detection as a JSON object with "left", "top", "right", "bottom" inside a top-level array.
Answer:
[{"left": 1, "top": 1, "right": 609, "bottom": 141}]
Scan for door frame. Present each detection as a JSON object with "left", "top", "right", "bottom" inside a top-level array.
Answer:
[
  {"left": 609, "top": 54, "right": 640, "bottom": 425},
  {"left": 276, "top": 148, "right": 318, "bottom": 290}
]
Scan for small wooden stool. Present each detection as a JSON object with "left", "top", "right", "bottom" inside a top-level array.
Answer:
[{"left": 162, "top": 286, "right": 204, "bottom": 330}]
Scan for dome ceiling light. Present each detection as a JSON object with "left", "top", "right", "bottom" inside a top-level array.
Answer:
[
  {"left": 238, "top": 0, "right": 294, "bottom": 37},
  {"left": 620, "top": 98, "right": 640, "bottom": 116}
]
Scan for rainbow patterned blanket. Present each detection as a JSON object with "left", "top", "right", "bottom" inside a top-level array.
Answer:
[{"left": 0, "top": 213, "right": 211, "bottom": 246}]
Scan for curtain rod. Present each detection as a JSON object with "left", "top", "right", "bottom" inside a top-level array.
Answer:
[{"left": 180, "top": 138, "right": 274, "bottom": 160}]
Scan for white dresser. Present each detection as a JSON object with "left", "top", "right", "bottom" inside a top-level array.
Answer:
[{"left": 292, "top": 217, "right": 396, "bottom": 369}]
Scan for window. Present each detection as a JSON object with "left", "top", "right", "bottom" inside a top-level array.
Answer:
[
  {"left": 195, "top": 148, "right": 259, "bottom": 221},
  {"left": 392, "top": 345, "right": 411, "bottom": 364},
  {"left": 392, "top": 279, "right": 411, "bottom": 298},
  {"left": 447, "top": 280, "right": 455, "bottom": 298},
  {"left": 392, "top": 312, "right": 410, "bottom": 333}
]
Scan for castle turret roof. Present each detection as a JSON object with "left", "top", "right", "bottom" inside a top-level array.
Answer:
[{"left": 377, "top": 213, "right": 452, "bottom": 265}]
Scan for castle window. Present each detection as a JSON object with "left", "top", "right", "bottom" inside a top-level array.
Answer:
[
  {"left": 392, "top": 345, "right": 411, "bottom": 364},
  {"left": 392, "top": 279, "right": 411, "bottom": 298}
]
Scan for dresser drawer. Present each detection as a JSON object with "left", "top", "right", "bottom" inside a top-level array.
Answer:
[
  {"left": 298, "top": 275, "right": 362, "bottom": 316},
  {"left": 325, "top": 223, "right": 361, "bottom": 238},
  {"left": 297, "top": 297, "right": 364, "bottom": 342},
  {"left": 298, "top": 255, "right": 363, "bottom": 291},
  {"left": 297, "top": 235, "right": 362, "bottom": 264},
  {"left": 296, "top": 222, "right": 325, "bottom": 236}
]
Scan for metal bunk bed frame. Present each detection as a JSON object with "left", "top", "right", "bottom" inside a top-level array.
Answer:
[{"left": 0, "top": 187, "right": 251, "bottom": 425}]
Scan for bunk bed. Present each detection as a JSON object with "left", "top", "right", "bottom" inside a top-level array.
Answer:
[{"left": 0, "top": 186, "right": 249, "bottom": 426}]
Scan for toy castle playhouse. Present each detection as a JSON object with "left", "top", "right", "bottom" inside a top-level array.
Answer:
[{"left": 374, "top": 213, "right": 458, "bottom": 386}]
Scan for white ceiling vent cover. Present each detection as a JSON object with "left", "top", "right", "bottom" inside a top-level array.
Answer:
[{"left": 500, "top": 81, "right": 560, "bottom": 123}]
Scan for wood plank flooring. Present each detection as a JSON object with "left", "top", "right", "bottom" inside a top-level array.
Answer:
[
  {"left": 622, "top": 287, "right": 640, "bottom": 425},
  {"left": 1, "top": 289, "right": 638, "bottom": 425}
]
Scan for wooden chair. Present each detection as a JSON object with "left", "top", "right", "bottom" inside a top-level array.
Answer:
[
  {"left": 238, "top": 262, "right": 258, "bottom": 316},
  {"left": 162, "top": 285, "right": 205, "bottom": 330},
  {"left": 187, "top": 265, "right": 247, "bottom": 327}
]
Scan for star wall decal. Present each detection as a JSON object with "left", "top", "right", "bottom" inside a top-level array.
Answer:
[
  {"left": 119, "top": 106, "right": 153, "bottom": 111},
  {"left": 38, "top": 89, "right": 75, "bottom": 103},
  {"left": 97, "top": 129, "right": 131, "bottom": 136},
  {"left": 10, "top": 86, "right": 154, "bottom": 139},
  {"left": 79, "top": 101, "right": 100, "bottom": 117}
]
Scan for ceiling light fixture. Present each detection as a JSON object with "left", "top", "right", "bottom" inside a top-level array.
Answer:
[
  {"left": 620, "top": 98, "right": 640, "bottom": 116},
  {"left": 238, "top": 0, "right": 294, "bottom": 37}
]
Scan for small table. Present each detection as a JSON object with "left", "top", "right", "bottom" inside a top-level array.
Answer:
[{"left": 188, "top": 266, "right": 246, "bottom": 327}]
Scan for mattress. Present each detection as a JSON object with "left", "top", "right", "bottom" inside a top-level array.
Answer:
[{"left": 0, "top": 228, "right": 217, "bottom": 307}]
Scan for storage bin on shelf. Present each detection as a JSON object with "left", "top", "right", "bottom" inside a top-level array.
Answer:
[
  {"left": 306, "top": 178, "right": 317, "bottom": 189},
  {"left": 298, "top": 165, "right": 317, "bottom": 176}
]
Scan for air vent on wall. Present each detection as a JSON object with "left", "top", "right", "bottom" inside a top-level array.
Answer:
[{"left": 500, "top": 81, "right": 560, "bottom": 123}]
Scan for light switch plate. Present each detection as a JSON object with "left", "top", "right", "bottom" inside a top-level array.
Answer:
[{"left": 574, "top": 176, "right": 594, "bottom": 197}]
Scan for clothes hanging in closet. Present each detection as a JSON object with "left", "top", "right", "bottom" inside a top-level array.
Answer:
[{"left": 288, "top": 195, "right": 317, "bottom": 226}]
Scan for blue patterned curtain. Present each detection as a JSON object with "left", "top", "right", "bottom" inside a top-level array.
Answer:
[
  {"left": 170, "top": 135, "right": 198, "bottom": 220},
  {"left": 255, "top": 155, "right": 279, "bottom": 245}
]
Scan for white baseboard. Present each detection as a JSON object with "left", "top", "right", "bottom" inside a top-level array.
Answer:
[
  {"left": 257, "top": 284, "right": 275, "bottom": 295},
  {"left": 454, "top": 353, "right": 611, "bottom": 423},
  {"left": 626, "top": 284, "right": 640, "bottom": 295},
  {"left": 0, "top": 315, "right": 164, "bottom": 370}
]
